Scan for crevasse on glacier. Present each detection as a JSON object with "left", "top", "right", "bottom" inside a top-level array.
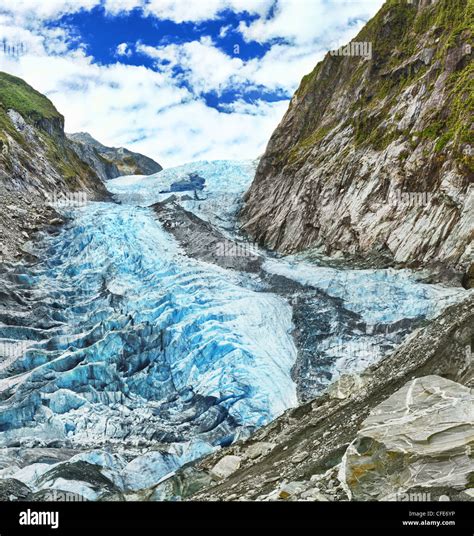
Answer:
[
  {"left": 108, "top": 160, "right": 462, "bottom": 389},
  {"left": 0, "top": 203, "right": 297, "bottom": 438},
  {"left": 0, "top": 160, "right": 464, "bottom": 498}
]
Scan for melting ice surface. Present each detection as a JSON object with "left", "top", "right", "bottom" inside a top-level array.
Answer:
[
  {"left": 0, "top": 161, "right": 297, "bottom": 496},
  {"left": 0, "top": 159, "right": 466, "bottom": 498},
  {"left": 263, "top": 257, "right": 463, "bottom": 391}
]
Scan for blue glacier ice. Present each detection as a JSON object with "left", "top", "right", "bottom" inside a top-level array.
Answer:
[
  {"left": 262, "top": 256, "right": 464, "bottom": 390},
  {"left": 0, "top": 161, "right": 297, "bottom": 491},
  {"left": 0, "top": 159, "right": 467, "bottom": 497},
  {"left": 108, "top": 159, "right": 258, "bottom": 230},
  {"left": 263, "top": 257, "right": 462, "bottom": 325}
]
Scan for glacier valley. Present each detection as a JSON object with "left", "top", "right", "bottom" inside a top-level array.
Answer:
[{"left": 0, "top": 160, "right": 465, "bottom": 500}]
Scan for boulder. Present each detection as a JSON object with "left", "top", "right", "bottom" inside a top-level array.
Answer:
[
  {"left": 339, "top": 375, "right": 474, "bottom": 500},
  {"left": 244, "top": 442, "right": 275, "bottom": 460},
  {"left": 291, "top": 451, "right": 309, "bottom": 464},
  {"left": 210, "top": 455, "right": 242, "bottom": 480},
  {"left": 326, "top": 373, "right": 367, "bottom": 400},
  {"left": 277, "top": 481, "right": 305, "bottom": 500}
]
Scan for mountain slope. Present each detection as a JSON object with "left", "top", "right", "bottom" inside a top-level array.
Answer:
[
  {"left": 67, "top": 132, "right": 163, "bottom": 180},
  {"left": 0, "top": 72, "right": 109, "bottom": 260},
  {"left": 241, "top": 0, "right": 473, "bottom": 285}
]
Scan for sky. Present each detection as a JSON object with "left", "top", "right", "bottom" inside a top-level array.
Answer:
[{"left": 0, "top": 0, "right": 384, "bottom": 167}]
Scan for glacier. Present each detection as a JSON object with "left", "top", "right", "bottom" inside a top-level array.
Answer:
[
  {"left": 0, "top": 201, "right": 297, "bottom": 442},
  {"left": 0, "top": 159, "right": 466, "bottom": 499},
  {"left": 263, "top": 257, "right": 461, "bottom": 325},
  {"left": 108, "top": 159, "right": 258, "bottom": 231}
]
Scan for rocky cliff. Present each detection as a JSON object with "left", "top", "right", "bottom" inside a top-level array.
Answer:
[
  {"left": 67, "top": 132, "right": 162, "bottom": 180},
  {"left": 0, "top": 72, "right": 109, "bottom": 261},
  {"left": 241, "top": 0, "right": 473, "bottom": 285}
]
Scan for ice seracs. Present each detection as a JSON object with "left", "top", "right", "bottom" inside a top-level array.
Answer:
[{"left": 0, "top": 159, "right": 467, "bottom": 500}]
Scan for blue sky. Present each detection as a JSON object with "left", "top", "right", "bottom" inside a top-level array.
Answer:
[{"left": 0, "top": 0, "right": 383, "bottom": 166}]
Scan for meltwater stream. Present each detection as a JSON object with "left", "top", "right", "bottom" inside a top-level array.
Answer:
[{"left": 0, "top": 160, "right": 465, "bottom": 499}]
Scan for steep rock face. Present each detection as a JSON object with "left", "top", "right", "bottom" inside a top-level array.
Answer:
[
  {"left": 241, "top": 0, "right": 473, "bottom": 283},
  {"left": 66, "top": 135, "right": 120, "bottom": 182},
  {"left": 67, "top": 132, "right": 163, "bottom": 180},
  {"left": 0, "top": 71, "right": 109, "bottom": 261}
]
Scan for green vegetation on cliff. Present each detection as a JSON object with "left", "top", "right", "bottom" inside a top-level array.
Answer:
[
  {"left": 0, "top": 71, "right": 106, "bottom": 193},
  {"left": 288, "top": 0, "right": 473, "bottom": 165},
  {"left": 0, "top": 107, "right": 19, "bottom": 147},
  {"left": 0, "top": 72, "right": 63, "bottom": 125},
  {"left": 0, "top": 71, "right": 64, "bottom": 152}
]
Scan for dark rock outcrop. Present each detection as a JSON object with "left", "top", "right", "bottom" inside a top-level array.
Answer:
[{"left": 152, "top": 199, "right": 263, "bottom": 273}]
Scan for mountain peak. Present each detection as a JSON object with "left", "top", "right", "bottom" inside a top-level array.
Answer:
[
  {"left": 67, "top": 131, "right": 163, "bottom": 180},
  {"left": 67, "top": 131, "right": 106, "bottom": 149}
]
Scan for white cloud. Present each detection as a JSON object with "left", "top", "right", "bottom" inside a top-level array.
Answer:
[
  {"left": 138, "top": 37, "right": 326, "bottom": 96},
  {"left": 104, "top": 0, "right": 145, "bottom": 16},
  {"left": 0, "top": 45, "right": 287, "bottom": 166},
  {"left": 132, "top": 98, "right": 288, "bottom": 163},
  {"left": 126, "top": 1, "right": 385, "bottom": 100},
  {"left": 0, "top": 0, "right": 101, "bottom": 21},
  {"left": 0, "top": 0, "right": 385, "bottom": 167},
  {"left": 243, "top": 43, "right": 324, "bottom": 93},
  {"left": 143, "top": 0, "right": 272, "bottom": 23},
  {"left": 0, "top": 0, "right": 269, "bottom": 23},
  {"left": 0, "top": 0, "right": 383, "bottom": 30},
  {"left": 138, "top": 37, "right": 245, "bottom": 96},
  {"left": 238, "top": 0, "right": 383, "bottom": 46},
  {"left": 116, "top": 42, "right": 132, "bottom": 57}
]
